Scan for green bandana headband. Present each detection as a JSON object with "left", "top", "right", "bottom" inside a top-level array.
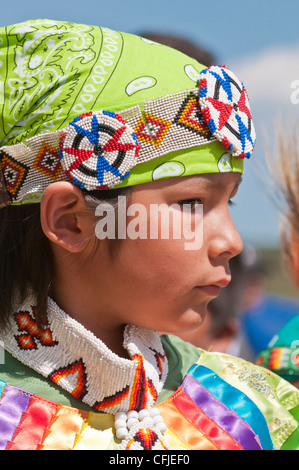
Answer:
[
  {"left": 0, "top": 19, "right": 255, "bottom": 207},
  {"left": 256, "top": 315, "right": 299, "bottom": 382}
]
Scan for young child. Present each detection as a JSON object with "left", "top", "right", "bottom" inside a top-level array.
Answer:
[
  {"left": 256, "top": 129, "right": 299, "bottom": 390},
  {"left": 0, "top": 19, "right": 298, "bottom": 451}
]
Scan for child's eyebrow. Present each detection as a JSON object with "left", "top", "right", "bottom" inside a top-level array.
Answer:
[
  {"left": 213, "top": 174, "right": 243, "bottom": 191},
  {"left": 173, "top": 174, "right": 243, "bottom": 193}
]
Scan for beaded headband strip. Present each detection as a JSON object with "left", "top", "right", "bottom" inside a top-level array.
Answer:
[{"left": 0, "top": 65, "right": 255, "bottom": 207}]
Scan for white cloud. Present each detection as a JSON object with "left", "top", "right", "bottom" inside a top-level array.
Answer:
[
  {"left": 231, "top": 43, "right": 299, "bottom": 107},
  {"left": 227, "top": 44, "right": 299, "bottom": 248}
]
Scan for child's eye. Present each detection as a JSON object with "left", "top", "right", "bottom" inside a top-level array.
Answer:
[
  {"left": 178, "top": 199, "right": 203, "bottom": 209},
  {"left": 178, "top": 199, "right": 235, "bottom": 208}
]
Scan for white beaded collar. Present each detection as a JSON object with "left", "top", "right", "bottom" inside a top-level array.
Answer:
[{"left": 0, "top": 297, "right": 168, "bottom": 415}]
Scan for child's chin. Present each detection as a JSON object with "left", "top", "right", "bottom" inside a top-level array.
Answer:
[{"left": 177, "top": 308, "right": 207, "bottom": 333}]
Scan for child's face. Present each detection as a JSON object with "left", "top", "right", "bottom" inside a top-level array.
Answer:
[{"left": 89, "top": 172, "right": 243, "bottom": 334}]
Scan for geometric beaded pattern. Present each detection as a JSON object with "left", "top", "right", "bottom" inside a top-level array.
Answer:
[
  {"left": 133, "top": 89, "right": 215, "bottom": 164},
  {"left": 0, "top": 298, "right": 168, "bottom": 416},
  {"left": 48, "top": 359, "right": 88, "bottom": 400},
  {"left": 0, "top": 77, "right": 251, "bottom": 204},
  {"left": 32, "top": 142, "right": 62, "bottom": 182},
  {"left": 198, "top": 65, "right": 256, "bottom": 159},
  {"left": 14, "top": 308, "right": 58, "bottom": 351},
  {"left": 0, "top": 130, "right": 66, "bottom": 206},
  {"left": 120, "top": 426, "right": 169, "bottom": 450},
  {"left": 59, "top": 111, "right": 141, "bottom": 191},
  {"left": 0, "top": 151, "right": 29, "bottom": 199}
]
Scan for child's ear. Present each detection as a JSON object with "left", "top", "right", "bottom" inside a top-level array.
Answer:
[{"left": 40, "top": 182, "right": 93, "bottom": 253}]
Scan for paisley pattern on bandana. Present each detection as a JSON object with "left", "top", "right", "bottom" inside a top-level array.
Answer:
[{"left": 0, "top": 21, "right": 124, "bottom": 146}]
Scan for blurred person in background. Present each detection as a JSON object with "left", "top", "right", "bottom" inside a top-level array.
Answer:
[
  {"left": 140, "top": 32, "right": 216, "bottom": 67},
  {"left": 255, "top": 127, "right": 299, "bottom": 389},
  {"left": 240, "top": 252, "right": 299, "bottom": 361},
  {"left": 256, "top": 315, "right": 299, "bottom": 389}
]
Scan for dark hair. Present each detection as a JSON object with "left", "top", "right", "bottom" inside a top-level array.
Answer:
[
  {"left": 207, "top": 251, "right": 253, "bottom": 335},
  {"left": 0, "top": 187, "right": 131, "bottom": 330},
  {"left": 0, "top": 203, "right": 51, "bottom": 329},
  {"left": 140, "top": 32, "right": 216, "bottom": 67}
]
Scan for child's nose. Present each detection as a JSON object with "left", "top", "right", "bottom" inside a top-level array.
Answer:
[{"left": 209, "top": 216, "right": 243, "bottom": 261}]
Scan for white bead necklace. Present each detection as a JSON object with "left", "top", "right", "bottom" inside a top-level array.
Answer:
[{"left": 115, "top": 408, "right": 167, "bottom": 440}]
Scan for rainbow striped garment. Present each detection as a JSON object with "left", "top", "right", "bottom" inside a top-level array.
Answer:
[{"left": 0, "top": 363, "right": 278, "bottom": 450}]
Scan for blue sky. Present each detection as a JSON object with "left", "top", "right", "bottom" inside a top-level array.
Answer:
[
  {"left": 1, "top": 0, "right": 299, "bottom": 247},
  {"left": 1, "top": 0, "right": 297, "bottom": 62}
]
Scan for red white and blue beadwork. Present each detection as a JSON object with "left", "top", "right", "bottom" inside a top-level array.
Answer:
[
  {"left": 59, "top": 111, "right": 141, "bottom": 190},
  {"left": 198, "top": 65, "right": 256, "bottom": 159}
]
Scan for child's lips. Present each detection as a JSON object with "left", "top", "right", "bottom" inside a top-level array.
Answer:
[
  {"left": 195, "top": 278, "right": 231, "bottom": 297},
  {"left": 195, "top": 285, "right": 221, "bottom": 297}
]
